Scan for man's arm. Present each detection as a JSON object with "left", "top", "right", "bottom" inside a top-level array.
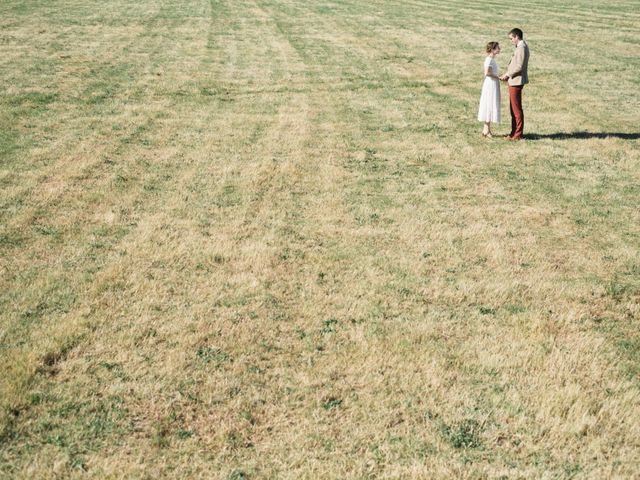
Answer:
[{"left": 506, "top": 46, "right": 525, "bottom": 79}]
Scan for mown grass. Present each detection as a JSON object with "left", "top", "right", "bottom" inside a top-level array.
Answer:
[{"left": 1, "top": 0, "right": 639, "bottom": 478}]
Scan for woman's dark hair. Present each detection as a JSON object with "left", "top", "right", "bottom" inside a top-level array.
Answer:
[
  {"left": 486, "top": 41, "right": 499, "bottom": 53},
  {"left": 509, "top": 28, "right": 524, "bottom": 39}
]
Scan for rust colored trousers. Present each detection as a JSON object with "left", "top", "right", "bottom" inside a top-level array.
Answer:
[{"left": 509, "top": 85, "right": 524, "bottom": 138}]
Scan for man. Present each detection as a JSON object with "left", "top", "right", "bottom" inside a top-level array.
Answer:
[{"left": 500, "top": 28, "right": 529, "bottom": 140}]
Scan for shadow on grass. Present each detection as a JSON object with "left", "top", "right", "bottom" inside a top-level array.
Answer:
[{"left": 526, "top": 131, "right": 640, "bottom": 140}]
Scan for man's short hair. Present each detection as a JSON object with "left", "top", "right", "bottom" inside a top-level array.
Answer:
[{"left": 509, "top": 28, "right": 524, "bottom": 39}]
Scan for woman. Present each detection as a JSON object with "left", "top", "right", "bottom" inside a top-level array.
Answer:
[{"left": 477, "top": 41, "right": 501, "bottom": 138}]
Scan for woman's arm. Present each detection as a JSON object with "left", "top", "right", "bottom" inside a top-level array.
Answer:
[{"left": 484, "top": 66, "right": 499, "bottom": 79}]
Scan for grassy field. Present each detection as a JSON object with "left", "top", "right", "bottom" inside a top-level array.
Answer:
[{"left": 1, "top": 0, "right": 639, "bottom": 478}]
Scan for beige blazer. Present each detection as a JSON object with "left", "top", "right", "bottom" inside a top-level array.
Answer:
[{"left": 506, "top": 40, "right": 529, "bottom": 86}]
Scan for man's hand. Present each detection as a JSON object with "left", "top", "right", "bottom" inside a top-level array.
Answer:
[{"left": 499, "top": 74, "right": 509, "bottom": 81}]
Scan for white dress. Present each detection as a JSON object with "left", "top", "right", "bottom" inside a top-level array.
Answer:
[{"left": 477, "top": 56, "right": 501, "bottom": 122}]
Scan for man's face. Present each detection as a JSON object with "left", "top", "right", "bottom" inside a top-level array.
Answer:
[{"left": 509, "top": 34, "right": 519, "bottom": 46}]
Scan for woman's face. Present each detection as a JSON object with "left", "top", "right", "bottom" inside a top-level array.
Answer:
[{"left": 492, "top": 45, "right": 501, "bottom": 55}]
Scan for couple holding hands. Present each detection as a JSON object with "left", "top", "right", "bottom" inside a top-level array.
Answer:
[{"left": 477, "top": 28, "right": 530, "bottom": 139}]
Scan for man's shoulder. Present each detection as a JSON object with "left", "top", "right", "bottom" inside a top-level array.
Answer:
[{"left": 516, "top": 42, "right": 529, "bottom": 56}]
